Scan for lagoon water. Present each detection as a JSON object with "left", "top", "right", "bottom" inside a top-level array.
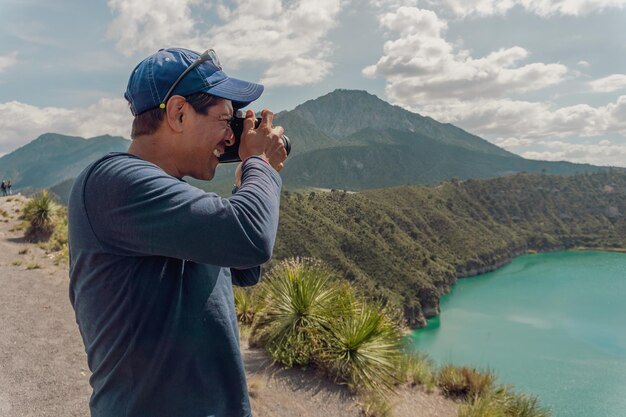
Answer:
[{"left": 411, "top": 251, "right": 626, "bottom": 417}]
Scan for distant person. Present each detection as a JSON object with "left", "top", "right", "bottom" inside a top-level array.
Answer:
[
  {"left": 1, "top": 181, "right": 6, "bottom": 197},
  {"left": 68, "top": 47, "right": 287, "bottom": 417},
  {"left": 6, "top": 180, "right": 11, "bottom": 195}
]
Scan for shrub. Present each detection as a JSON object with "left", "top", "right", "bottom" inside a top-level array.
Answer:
[
  {"left": 458, "top": 387, "right": 552, "bottom": 417},
  {"left": 396, "top": 350, "right": 436, "bottom": 391},
  {"left": 251, "top": 258, "right": 403, "bottom": 395},
  {"left": 250, "top": 258, "right": 349, "bottom": 366},
  {"left": 438, "top": 365, "right": 496, "bottom": 400},
  {"left": 317, "top": 301, "right": 402, "bottom": 394},
  {"left": 458, "top": 395, "right": 502, "bottom": 417},
  {"left": 22, "top": 190, "right": 59, "bottom": 242},
  {"left": 502, "top": 390, "right": 552, "bottom": 417}
]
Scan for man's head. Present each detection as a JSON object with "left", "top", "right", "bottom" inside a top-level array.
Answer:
[
  {"left": 125, "top": 48, "right": 263, "bottom": 118},
  {"left": 124, "top": 48, "right": 264, "bottom": 180}
]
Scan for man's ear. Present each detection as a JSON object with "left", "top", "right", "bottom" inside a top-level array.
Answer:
[{"left": 165, "top": 96, "right": 186, "bottom": 133}]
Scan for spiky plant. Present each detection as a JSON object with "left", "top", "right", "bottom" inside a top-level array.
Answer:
[
  {"left": 233, "top": 286, "right": 261, "bottom": 326},
  {"left": 250, "top": 258, "right": 349, "bottom": 366},
  {"left": 22, "top": 190, "right": 59, "bottom": 242},
  {"left": 317, "top": 301, "right": 402, "bottom": 395}
]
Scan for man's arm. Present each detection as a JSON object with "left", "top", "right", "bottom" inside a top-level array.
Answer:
[{"left": 82, "top": 154, "right": 281, "bottom": 269}]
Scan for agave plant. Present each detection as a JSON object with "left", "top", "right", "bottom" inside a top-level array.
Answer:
[
  {"left": 251, "top": 258, "right": 349, "bottom": 366},
  {"left": 317, "top": 301, "right": 403, "bottom": 395},
  {"left": 23, "top": 190, "right": 59, "bottom": 242}
]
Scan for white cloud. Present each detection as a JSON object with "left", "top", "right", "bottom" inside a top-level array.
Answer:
[
  {"left": 363, "top": 7, "right": 567, "bottom": 102},
  {"left": 429, "top": 0, "right": 626, "bottom": 17},
  {"left": 0, "top": 99, "right": 132, "bottom": 154},
  {"left": 520, "top": 140, "right": 626, "bottom": 167},
  {"left": 106, "top": 0, "right": 344, "bottom": 87},
  {"left": 0, "top": 52, "right": 18, "bottom": 73},
  {"left": 107, "top": 0, "right": 202, "bottom": 56},
  {"left": 405, "top": 96, "right": 626, "bottom": 167},
  {"left": 589, "top": 74, "right": 626, "bottom": 93},
  {"left": 577, "top": 60, "right": 591, "bottom": 68}
]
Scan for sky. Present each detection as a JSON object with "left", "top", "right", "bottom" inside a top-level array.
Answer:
[{"left": 1, "top": 0, "right": 626, "bottom": 167}]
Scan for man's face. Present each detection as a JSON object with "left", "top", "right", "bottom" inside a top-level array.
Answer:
[{"left": 180, "top": 98, "right": 234, "bottom": 180}]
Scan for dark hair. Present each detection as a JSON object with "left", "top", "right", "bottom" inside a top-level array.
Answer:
[{"left": 130, "top": 92, "right": 219, "bottom": 139}]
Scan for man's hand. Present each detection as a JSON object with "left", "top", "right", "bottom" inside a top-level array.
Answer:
[{"left": 238, "top": 109, "right": 287, "bottom": 172}]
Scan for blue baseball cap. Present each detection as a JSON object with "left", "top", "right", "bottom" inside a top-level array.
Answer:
[{"left": 125, "top": 47, "right": 264, "bottom": 115}]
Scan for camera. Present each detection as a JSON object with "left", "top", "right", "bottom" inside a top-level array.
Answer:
[{"left": 218, "top": 109, "right": 291, "bottom": 163}]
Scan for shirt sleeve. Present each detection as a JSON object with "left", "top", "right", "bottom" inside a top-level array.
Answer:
[
  {"left": 82, "top": 155, "right": 281, "bottom": 269},
  {"left": 230, "top": 266, "right": 261, "bottom": 287}
]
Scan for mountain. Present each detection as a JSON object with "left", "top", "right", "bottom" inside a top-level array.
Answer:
[
  {"left": 272, "top": 171, "right": 626, "bottom": 327},
  {"left": 1, "top": 89, "right": 616, "bottom": 197},
  {"left": 281, "top": 89, "right": 514, "bottom": 157},
  {"left": 0, "top": 133, "right": 130, "bottom": 192},
  {"left": 270, "top": 89, "right": 608, "bottom": 189}
]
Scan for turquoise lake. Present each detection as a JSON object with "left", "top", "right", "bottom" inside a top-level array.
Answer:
[{"left": 411, "top": 251, "right": 626, "bottom": 417}]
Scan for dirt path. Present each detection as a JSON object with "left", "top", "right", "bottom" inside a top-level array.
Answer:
[{"left": 0, "top": 195, "right": 458, "bottom": 417}]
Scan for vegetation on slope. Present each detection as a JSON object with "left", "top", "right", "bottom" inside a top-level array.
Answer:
[{"left": 272, "top": 171, "right": 626, "bottom": 326}]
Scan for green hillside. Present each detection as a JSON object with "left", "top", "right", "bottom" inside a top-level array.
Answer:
[
  {"left": 272, "top": 171, "right": 626, "bottom": 327},
  {"left": 280, "top": 127, "right": 604, "bottom": 190},
  {"left": 0, "top": 133, "right": 130, "bottom": 191}
]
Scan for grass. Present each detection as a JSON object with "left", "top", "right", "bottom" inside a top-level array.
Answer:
[
  {"left": 437, "top": 365, "right": 496, "bottom": 400},
  {"left": 359, "top": 394, "right": 394, "bottom": 417},
  {"left": 396, "top": 350, "right": 437, "bottom": 391},
  {"left": 246, "top": 376, "right": 265, "bottom": 399},
  {"left": 458, "top": 386, "right": 552, "bottom": 417},
  {"left": 26, "top": 261, "right": 41, "bottom": 270}
]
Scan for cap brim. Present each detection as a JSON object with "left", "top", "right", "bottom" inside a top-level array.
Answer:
[{"left": 205, "top": 77, "right": 264, "bottom": 109}]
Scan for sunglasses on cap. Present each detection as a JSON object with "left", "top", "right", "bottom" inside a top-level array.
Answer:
[{"left": 159, "top": 49, "right": 222, "bottom": 109}]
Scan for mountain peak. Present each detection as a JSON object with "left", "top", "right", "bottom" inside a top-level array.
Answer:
[{"left": 287, "top": 89, "right": 512, "bottom": 157}]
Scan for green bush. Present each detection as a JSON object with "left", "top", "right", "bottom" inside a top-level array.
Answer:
[
  {"left": 22, "top": 190, "right": 60, "bottom": 242},
  {"left": 438, "top": 365, "right": 496, "bottom": 400},
  {"left": 250, "top": 258, "right": 349, "bottom": 366},
  {"left": 396, "top": 350, "right": 437, "bottom": 391},
  {"left": 317, "top": 300, "right": 402, "bottom": 394},
  {"left": 458, "top": 387, "right": 552, "bottom": 417},
  {"left": 250, "top": 258, "right": 403, "bottom": 395}
]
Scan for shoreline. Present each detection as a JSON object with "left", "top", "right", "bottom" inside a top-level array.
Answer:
[{"left": 414, "top": 245, "right": 626, "bottom": 330}]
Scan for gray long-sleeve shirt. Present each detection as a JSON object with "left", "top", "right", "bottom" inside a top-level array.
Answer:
[{"left": 68, "top": 153, "right": 281, "bottom": 417}]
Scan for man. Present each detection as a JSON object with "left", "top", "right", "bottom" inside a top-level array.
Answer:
[{"left": 68, "top": 47, "right": 287, "bottom": 417}]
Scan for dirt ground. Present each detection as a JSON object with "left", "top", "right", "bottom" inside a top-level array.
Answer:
[{"left": 0, "top": 195, "right": 458, "bottom": 417}]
